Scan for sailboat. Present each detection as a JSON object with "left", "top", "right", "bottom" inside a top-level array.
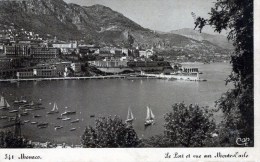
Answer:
[
  {"left": 0, "top": 96, "right": 10, "bottom": 110},
  {"left": 47, "top": 102, "right": 59, "bottom": 114},
  {"left": 125, "top": 107, "right": 134, "bottom": 123},
  {"left": 144, "top": 106, "right": 155, "bottom": 126}
]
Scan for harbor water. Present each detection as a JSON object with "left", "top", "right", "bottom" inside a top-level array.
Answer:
[{"left": 0, "top": 63, "right": 232, "bottom": 145}]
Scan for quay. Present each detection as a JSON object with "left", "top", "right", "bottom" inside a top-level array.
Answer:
[{"left": 0, "top": 75, "right": 126, "bottom": 82}]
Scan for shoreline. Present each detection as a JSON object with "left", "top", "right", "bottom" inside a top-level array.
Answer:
[{"left": 0, "top": 76, "right": 126, "bottom": 82}]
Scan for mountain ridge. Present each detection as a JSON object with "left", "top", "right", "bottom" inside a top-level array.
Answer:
[
  {"left": 170, "top": 28, "right": 233, "bottom": 50},
  {"left": 0, "top": 0, "right": 231, "bottom": 58}
]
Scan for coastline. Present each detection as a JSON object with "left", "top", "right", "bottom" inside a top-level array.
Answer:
[{"left": 0, "top": 76, "right": 126, "bottom": 82}]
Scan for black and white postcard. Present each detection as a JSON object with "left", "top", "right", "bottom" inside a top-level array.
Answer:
[{"left": 0, "top": 0, "right": 259, "bottom": 161}]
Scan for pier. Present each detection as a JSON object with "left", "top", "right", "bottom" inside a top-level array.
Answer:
[{"left": 0, "top": 75, "right": 126, "bottom": 82}]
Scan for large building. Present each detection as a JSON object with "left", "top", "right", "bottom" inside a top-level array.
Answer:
[
  {"left": 4, "top": 44, "right": 30, "bottom": 57},
  {"left": 16, "top": 68, "right": 59, "bottom": 78},
  {"left": 31, "top": 47, "right": 59, "bottom": 59},
  {"left": 52, "top": 42, "right": 77, "bottom": 54},
  {"left": 139, "top": 49, "right": 154, "bottom": 58}
]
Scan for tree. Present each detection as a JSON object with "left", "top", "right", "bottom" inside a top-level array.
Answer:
[
  {"left": 81, "top": 116, "right": 139, "bottom": 148},
  {"left": 163, "top": 103, "right": 216, "bottom": 147},
  {"left": 194, "top": 0, "right": 253, "bottom": 146},
  {"left": 0, "top": 131, "right": 31, "bottom": 148}
]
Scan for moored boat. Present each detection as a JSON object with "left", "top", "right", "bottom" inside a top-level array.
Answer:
[
  {"left": 0, "top": 116, "right": 8, "bottom": 119},
  {"left": 54, "top": 126, "right": 63, "bottom": 130},
  {"left": 57, "top": 116, "right": 63, "bottom": 120},
  {"left": 24, "top": 120, "right": 30, "bottom": 123},
  {"left": 14, "top": 98, "right": 28, "bottom": 104},
  {"left": 34, "top": 115, "right": 41, "bottom": 118},
  {"left": 9, "top": 110, "right": 18, "bottom": 113},
  {"left": 71, "top": 119, "right": 80, "bottom": 123},
  {"left": 70, "top": 128, "right": 76, "bottom": 131},
  {"left": 61, "top": 111, "right": 76, "bottom": 116},
  {"left": 37, "top": 122, "right": 48, "bottom": 127},
  {"left": 20, "top": 111, "right": 29, "bottom": 116},
  {"left": 62, "top": 117, "right": 71, "bottom": 121}
]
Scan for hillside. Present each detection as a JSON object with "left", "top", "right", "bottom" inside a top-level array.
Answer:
[
  {"left": 170, "top": 28, "right": 234, "bottom": 50},
  {"left": 0, "top": 0, "right": 230, "bottom": 57}
]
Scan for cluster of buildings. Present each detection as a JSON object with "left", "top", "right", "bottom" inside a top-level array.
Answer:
[
  {"left": 0, "top": 24, "right": 165, "bottom": 79},
  {"left": 0, "top": 40, "right": 157, "bottom": 79}
]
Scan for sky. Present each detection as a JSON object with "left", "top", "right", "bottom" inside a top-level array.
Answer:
[{"left": 64, "top": 0, "right": 226, "bottom": 35}]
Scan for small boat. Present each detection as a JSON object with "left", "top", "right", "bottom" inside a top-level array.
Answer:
[
  {"left": 37, "top": 122, "right": 48, "bottom": 127},
  {"left": 33, "top": 106, "right": 45, "bottom": 110},
  {"left": 61, "top": 111, "right": 76, "bottom": 116},
  {"left": 38, "top": 125, "right": 48, "bottom": 129},
  {"left": 8, "top": 117, "right": 16, "bottom": 121},
  {"left": 10, "top": 80, "right": 18, "bottom": 83},
  {"left": 54, "top": 126, "right": 63, "bottom": 130},
  {"left": 47, "top": 102, "right": 59, "bottom": 114},
  {"left": 31, "top": 121, "right": 38, "bottom": 124},
  {"left": 70, "top": 128, "right": 76, "bottom": 131},
  {"left": 0, "top": 96, "right": 11, "bottom": 110},
  {"left": 90, "top": 115, "right": 95, "bottom": 118},
  {"left": 71, "top": 119, "right": 80, "bottom": 123},
  {"left": 24, "top": 120, "right": 30, "bottom": 123},
  {"left": 144, "top": 106, "right": 155, "bottom": 126},
  {"left": 9, "top": 110, "right": 18, "bottom": 113},
  {"left": 125, "top": 107, "right": 134, "bottom": 123},
  {"left": 14, "top": 98, "right": 28, "bottom": 104},
  {"left": 0, "top": 116, "right": 8, "bottom": 119},
  {"left": 62, "top": 117, "right": 71, "bottom": 121},
  {"left": 25, "top": 108, "right": 34, "bottom": 111},
  {"left": 34, "top": 115, "right": 41, "bottom": 118},
  {"left": 57, "top": 116, "right": 63, "bottom": 120},
  {"left": 20, "top": 111, "right": 29, "bottom": 116}
]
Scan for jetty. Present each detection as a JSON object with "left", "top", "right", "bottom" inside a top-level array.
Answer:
[{"left": 0, "top": 75, "right": 126, "bottom": 82}]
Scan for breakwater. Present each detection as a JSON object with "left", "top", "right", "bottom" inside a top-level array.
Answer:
[{"left": 0, "top": 75, "right": 126, "bottom": 82}]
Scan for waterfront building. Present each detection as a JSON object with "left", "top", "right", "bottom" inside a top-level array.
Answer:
[
  {"left": 182, "top": 67, "right": 199, "bottom": 73},
  {"left": 33, "top": 69, "right": 58, "bottom": 78},
  {"left": 16, "top": 71, "right": 34, "bottom": 78},
  {"left": 71, "top": 63, "right": 82, "bottom": 73},
  {"left": 17, "top": 68, "right": 59, "bottom": 78},
  {"left": 31, "top": 47, "right": 59, "bottom": 59}
]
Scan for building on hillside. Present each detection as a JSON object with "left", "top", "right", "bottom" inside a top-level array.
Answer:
[
  {"left": 52, "top": 42, "right": 77, "bottom": 54},
  {"left": 31, "top": 47, "right": 59, "bottom": 59},
  {"left": 139, "top": 49, "right": 154, "bottom": 58},
  {"left": 4, "top": 44, "right": 30, "bottom": 57},
  {"left": 121, "top": 48, "right": 128, "bottom": 56}
]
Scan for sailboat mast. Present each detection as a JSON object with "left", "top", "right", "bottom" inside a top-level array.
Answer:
[
  {"left": 146, "top": 106, "right": 150, "bottom": 120},
  {"left": 5, "top": 99, "right": 10, "bottom": 108},
  {"left": 127, "top": 108, "right": 130, "bottom": 119},
  {"left": 0, "top": 96, "right": 4, "bottom": 107}
]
